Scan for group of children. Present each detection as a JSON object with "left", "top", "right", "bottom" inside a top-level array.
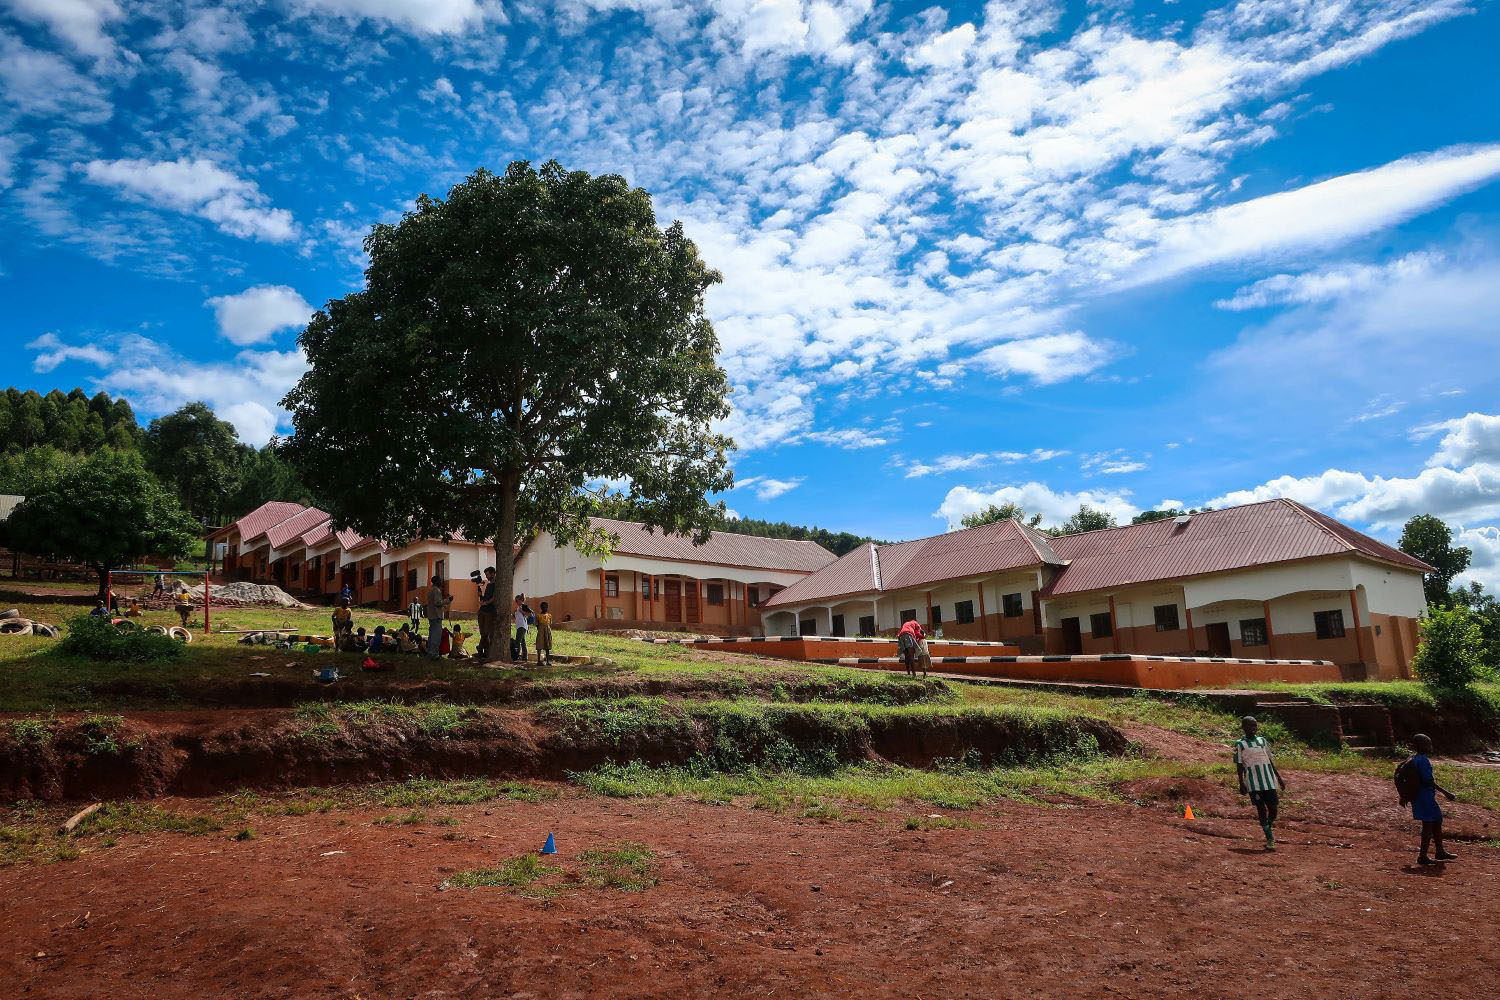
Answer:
[
  {"left": 326, "top": 594, "right": 558, "bottom": 665},
  {"left": 1233, "top": 715, "right": 1458, "bottom": 865}
]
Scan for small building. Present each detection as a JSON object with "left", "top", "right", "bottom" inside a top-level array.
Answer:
[
  {"left": 513, "top": 517, "right": 837, "bottom": 633},
  {"left": 764, "top": 500, "right": 1432, "bottom": 681}
]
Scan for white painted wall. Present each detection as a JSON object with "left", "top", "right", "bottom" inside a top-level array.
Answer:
[
  {"left": 1350, "top": 561, "right": 1427, "bottom": 617},
  {"left": 1182, "top": 559, "right": 1354, "bottom": 608}
]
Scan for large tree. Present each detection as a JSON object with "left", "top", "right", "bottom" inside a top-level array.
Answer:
[
  {"left": 1399, "top": 513, "right": 1471, "bottom": 606},
  {"left": 2, "top": 450, "right": 203, "bottom": 597},
  {"left": 281, "top": 162, "right": 733, "bottom": 657},
  {"left": 1050, "top": 503, "right": 1118, "bottom": 536},
  {"left": 144, "top": 402, "right": 243, "bottom": 522},
  {"left": 229, "top": 439, "right": 317, "bottom": 513}
]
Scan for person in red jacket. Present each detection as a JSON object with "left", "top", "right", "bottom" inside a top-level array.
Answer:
[{"left": 897, "top": 619, "right": 928, "bottom": 677}]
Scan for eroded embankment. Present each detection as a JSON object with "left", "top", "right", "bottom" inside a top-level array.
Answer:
[{"left": 0, "top": 700, "right": 1127, "bottom": 801}]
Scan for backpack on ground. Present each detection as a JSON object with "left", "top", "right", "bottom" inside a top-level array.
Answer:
[{"left": 1394, "top": 757, "right": 1421, "bottom": 806}]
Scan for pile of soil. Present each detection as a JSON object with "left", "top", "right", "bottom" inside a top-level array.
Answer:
[{"left": 0, "top": 704, "right": 1126, "bottom": 801}]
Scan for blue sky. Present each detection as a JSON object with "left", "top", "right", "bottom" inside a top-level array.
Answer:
[{"left": 3, "top": 0, "right": 1500, "bottom": 584}]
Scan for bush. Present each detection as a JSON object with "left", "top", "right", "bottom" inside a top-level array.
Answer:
[
  {"left": 1412, "top": 605, "right": 1488, "bottom": 693},
  {"left": 56, "top": 614, "right": 185, "bottom": 664}
]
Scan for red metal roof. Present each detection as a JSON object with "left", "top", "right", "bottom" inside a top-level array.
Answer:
[
  {"left": 588, "top": 517, "right": 837, "bottom": 573},
  {"left": 767, "top": 518, "right": 1062, "bottom": 607},
  {"left": 232, "top": 501, "right": 306, "bottom": 545},
  {"left": 264, "top": 507, "right": 330, "bottom": 550},
  {"left": 767, "top": 499, "right": 1431, "bottom": 608},
  {"left": 1043, "top": 499, "right": 1431, "bottom": 597}
]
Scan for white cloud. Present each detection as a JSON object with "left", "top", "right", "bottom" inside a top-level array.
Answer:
[
  {"left": 2, "top": 0, "right": 122, "bottom": 58},
  {"left": 936, "top": 482, "right": 1139, "bottom": 531},
  {"left": 290, "top": 0, "right": 488, "bottom": 34},
  {"left": 1156, "top": 499, "right": 1184, "bottom": 511},
  {"left": 205, "top": 285, "right": 314, "bottom": 346},
  {"left": 909, "top": 22, "right": 975, "bottom": 68},
  {"left": 1418, "top": 412, "right": 1500, "bottom": 469},
  {"left": 80, "top": 157, "right": 297, "bottom": 243},
  {"left": 904, "top": 448, "right": 1064, "bottom": 479},
  {"left": 801, "top": 427, "right": 888, "bottom": 449},
  {"left": 736, "top": 475, "right": 803, "bottom": 501},
  {"left": 26, "top": 331, "right": 112, "bottom": 372},
  {"left": 1457, "top": 525, "right": 1500, "bottom": 591},
  {"left": 1129, "top": 145, "right": 1500, "bottom": 286},
  {"left": 1206, "top": 469, "right": 1375, "bottom": 511},
  {"left": 0, "top": 32, "right": 113, "bottom": 122},
  {"left": 963, "top": 332, "right": 1117, "bottom": 385},
  {"left": 22, "top": 332, "right": 305, "bottom": 446},
  {"left": 1215, "top": 252, "right": 1443, "bottom": 310}
]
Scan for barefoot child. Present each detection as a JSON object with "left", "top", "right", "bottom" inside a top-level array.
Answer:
[
  {"left": 535, "top": 602, "right": 553, "bottom": 666},
  {"left": 1235, "top": 716, "right": 1287, "bottom": 850},
  {"left": 1401, "top": 733, "right": 1458, "bottom": 866}
]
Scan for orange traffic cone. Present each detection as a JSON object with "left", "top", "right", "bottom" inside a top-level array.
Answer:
[{"left": 1183, "top": 804, "right": 1195, "bottom": 820}]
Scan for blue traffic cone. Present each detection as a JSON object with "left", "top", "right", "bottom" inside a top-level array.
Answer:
[{"left": 540, "top": 832, "right": 556, "bottom": 855}]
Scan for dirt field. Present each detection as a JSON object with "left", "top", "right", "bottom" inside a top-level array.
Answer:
[{"left": 4, "top": 765, "right": 1498, "bottom": 1000}]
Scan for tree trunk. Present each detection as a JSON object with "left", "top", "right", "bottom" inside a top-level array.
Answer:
[{"left": 492, "top": 469, "right": 520, "bottom": 663}]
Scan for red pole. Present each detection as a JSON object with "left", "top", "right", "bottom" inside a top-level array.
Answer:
[{"left": 203, "top": 571, "right": 210, "bottom": 634}]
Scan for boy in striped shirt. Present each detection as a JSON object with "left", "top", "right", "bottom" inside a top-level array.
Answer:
[{"left": 1235, "top": 716, "right": 1288, "bottom": 851}]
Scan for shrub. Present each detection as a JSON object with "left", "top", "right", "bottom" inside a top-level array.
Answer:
[
  {"left": 1412, "top": 605, "right": 1488, "bottom": 694},
  {"left": 56, "top": 614, "right": 185, "bottom": 664}
]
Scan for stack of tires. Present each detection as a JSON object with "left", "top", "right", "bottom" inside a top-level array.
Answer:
[{"left": 0, "top": 609, "right": 60, "bottom": 639}]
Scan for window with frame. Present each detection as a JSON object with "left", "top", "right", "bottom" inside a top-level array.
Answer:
[
  {"left": 1239, "top": 618, "right": 1267, "bottom": 646},
  {"left": 1153, "top": 604, "right": 1180, "bottom": 631},
  {"left": 641, "top": 577, "right": 652, "bottom": 598},
  {"left": 930, "top": 606, "right": 943, "bottom": 628},
  {"left": 362, "top": 566, "right": 374, "bottom": 587},
  {"left": 605, "top": 574, "right": 619, "bottom": 597},
  {"left": 1003, "top": 592, "right": 1024, "bottom": 618},
  {"left": 900, "top": 609, "right": 917, "bottom": 624},
  {"left": 955, "top": 600, "right": 976, "bottom": 624},
  {"left": 706, "top": 583, "right": 724, "bottom": 605},
  {"left": 858, "top": 615, "right": 875, "bottom": 636},
  {"left": 799, "top": 618, "right": 817, "bottom": 636},
  {"left": 831, "top": 614, "right": 845, "bottom": 637},
  {"left": 1090, "top": 612, "right": 1113, "bottom": 638},
  {"left": 747, "top": 586, "right": 760, "bottom": 607},
  {"left": 1314, "top": 609, "right": 1346, "bottom": 639}
]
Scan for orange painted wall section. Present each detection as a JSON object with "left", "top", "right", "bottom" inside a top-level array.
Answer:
[
  {"left": 708, "top": 638, "right": 1021, "bottom": 660},
  {"left": 836, "top": 656, "right": 1343, "bottom": 689}
]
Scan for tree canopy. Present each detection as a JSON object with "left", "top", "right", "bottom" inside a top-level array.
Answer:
[
  {"left": 282, "top": 162, "right": 734, "bottom": 655},
  {"left": 715, "top": 515, "right": 884, "bottom": 557},
  {"left": 1399, "top": 513, "right": 1472, "bottom": 606},
  {"left": 960, "top": 502, "right": 1042, "bottom": 530},
  {"left": 1050, "top": 503, "right": 1118, "bottom": 536},
  {"left": 2, "top": 450, "right": 202, "bottom": 595},
  {"left": 144, "top": 402, "right": 244, "bottom": 522},
  {"left": 0, "top": 388, "right": 141, "bottom": 454}
]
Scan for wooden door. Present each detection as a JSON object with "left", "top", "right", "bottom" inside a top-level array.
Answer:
[
  {"left": 684, "top": 581, "right": 701, "bottom": 624},
  {"left": 1205, "top": 622, "right": 1232, "bottom": 657},
  {"left": 1060, "top": 616, "right": 1083, "bottom": 655},
  {"left": 664, "top": 579, "right": 682, "bottom": 622}
]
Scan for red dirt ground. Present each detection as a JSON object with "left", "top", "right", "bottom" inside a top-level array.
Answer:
[{"left": 4, "top": 770, "right": 1499, "bottom": 999}]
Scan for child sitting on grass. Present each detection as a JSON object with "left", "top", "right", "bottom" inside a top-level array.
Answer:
[
  {"left": 394, "top": 623, "right": 421, "bottom": 654},
  {"left": 449, "top": 623, "right": 469, "bottom": 659}
]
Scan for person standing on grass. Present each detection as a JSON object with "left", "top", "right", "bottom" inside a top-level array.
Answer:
[
  {"left": 513, "top": 600, "right": 532, "bottom": 663},
  {"left": 153, "top": 572, "right": 165, "bottom": 597},
  {"left": 535, "top": 601, "right": 554, "bottom": 666},
  {"left": 1402, "top": 733, "right": 1458, "bottom": 866},
  {"left": 423, "top": 575, "right": 452, "bottom": 658},
  {"left": 896, "top": 618, "right": 927, "bottom": 677},
  {"left": 475, "top": 567, "right": 497, "bottom": 660},
  {"left": 1235, "top": 715, "right": 1288, "bottom": 851}
]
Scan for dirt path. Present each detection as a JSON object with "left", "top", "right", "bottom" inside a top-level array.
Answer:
[{"left": 4, "top": 776, "right": 1498, "bottom": 999}]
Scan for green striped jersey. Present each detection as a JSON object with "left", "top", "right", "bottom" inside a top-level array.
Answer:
[{"left": 1234, "top": 735, "right": 1277, "bottom": 792}]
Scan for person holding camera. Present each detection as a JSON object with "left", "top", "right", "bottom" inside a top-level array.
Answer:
[{"left": 474, "top": 567, "right": 497, "bottom": 661}]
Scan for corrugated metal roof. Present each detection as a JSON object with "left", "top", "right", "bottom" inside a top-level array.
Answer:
[
  {"left": 264, "top": 507, "right": 330, "bottom": 549},
  {"left": 232, "top": 501, "right": 306, "bottom": 544},
  {"left": 1043, "top": 499, "right": 1431, "bottom": 596},
  {"left": 767, "top": 500, "right": 1431, "bottom": 608},
  {"left": 766, "top": 518, "right": 1061, "bottom": 607},
  {"left": 590, "top": 517, "right": 837, "bottom": 573}
]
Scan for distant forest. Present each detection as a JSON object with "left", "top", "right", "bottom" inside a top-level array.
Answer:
[
  {"left": 0, "top": 388, "right": 314, "bottom": 526},
  {"left": 720, "top": 515, "right": 885, "bottom": 557}
]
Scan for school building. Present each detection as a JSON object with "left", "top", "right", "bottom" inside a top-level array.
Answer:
[
  {"left": 761, "top": 499, "right": 1432, "bottom": 681},
  {"left": 512, "top": 516, "right": 837, "bottom": 633},
  {"left": 210, "top": 501, "right": 496, "bottom": 614}
]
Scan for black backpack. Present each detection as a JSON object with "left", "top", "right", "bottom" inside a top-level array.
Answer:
[{"left": 1394, "top": 757, "right": 1421, "bottom": 806}]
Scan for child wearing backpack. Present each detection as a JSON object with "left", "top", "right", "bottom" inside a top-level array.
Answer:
[
  {"left": 1398, "top": 733, "right": 1458, "bottom": 866},
  {"left": 1234, "top": 715, "right": 1287, "bottom": 850}
]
